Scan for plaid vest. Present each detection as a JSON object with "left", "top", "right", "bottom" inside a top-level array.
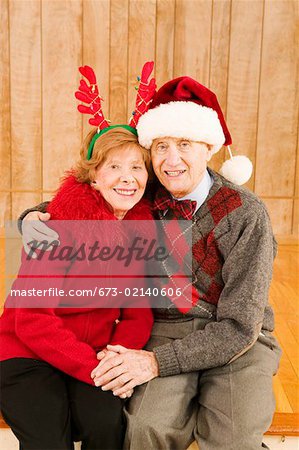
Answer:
[{"left": 152, "top": 170, "right": 244, "bottom": 319}]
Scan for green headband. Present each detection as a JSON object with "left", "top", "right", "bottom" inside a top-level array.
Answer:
[{"left": 87, "top": 125, "right": 138, "bottom": 160}]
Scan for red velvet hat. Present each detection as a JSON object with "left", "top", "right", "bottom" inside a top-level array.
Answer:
[
  {"left": 137, "top": 76, "right": 231, "bottom": 153},
  {"left": 137, "top": 75, "right": 253, "bottom": 185}
]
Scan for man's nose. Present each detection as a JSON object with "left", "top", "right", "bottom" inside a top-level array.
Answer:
[{"left": 165, "top": 146, "right": 181, "bottom": 166}]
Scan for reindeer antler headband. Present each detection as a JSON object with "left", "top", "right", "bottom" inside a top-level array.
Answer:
[{"left": 75, "top": 62, "right": 156, "bottom": 160}]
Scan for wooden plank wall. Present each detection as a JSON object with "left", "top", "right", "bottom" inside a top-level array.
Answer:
[{"left": 0, "top": 0, "right": 298, "bottom": 239}]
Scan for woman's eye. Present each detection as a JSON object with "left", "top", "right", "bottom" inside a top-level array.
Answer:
[
  {"left": 133, "top": 166, "right": 142, "bottom": 170},
  {"left": 110, "top": 164, "right": 119, "bottom": 169}
]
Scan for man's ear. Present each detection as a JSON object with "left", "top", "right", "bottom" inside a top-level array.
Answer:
[{"left": 206, "top": 145, "right": 213, "bottom": 162}]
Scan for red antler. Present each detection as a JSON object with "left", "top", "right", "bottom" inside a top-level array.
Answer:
[
  {"left": 129, "top": 61, "right": 156, "bottom": 128},
  {"left": 75, "top": 66, "right": 110, "bottom": 129}
]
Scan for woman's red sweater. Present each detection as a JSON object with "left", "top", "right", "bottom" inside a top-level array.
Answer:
[{"left": 0, "top": 175, "right": 154, "bottom": 385}]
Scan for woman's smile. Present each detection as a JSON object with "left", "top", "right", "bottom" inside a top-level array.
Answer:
[
  {"left": 113, "top": 187, "right": 138, "bottom": 196},
  {"left": 93, "top": 146, "right": 148, "bottom": 219}
]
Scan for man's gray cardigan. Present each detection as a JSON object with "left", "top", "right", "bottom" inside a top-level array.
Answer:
[
  {"left": 19, "top": 170, "right": 278, "bottom": 378},
  {"left": 152, "top": 170, "right": 277, "bottom": 376}
]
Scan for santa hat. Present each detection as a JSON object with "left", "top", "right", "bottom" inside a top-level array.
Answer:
[{"left": 137, "top": 76, "right": 252, "bottom": 185}]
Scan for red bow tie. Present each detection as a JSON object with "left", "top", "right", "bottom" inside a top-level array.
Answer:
[{"left": 154, "top": 197, "right": 197, "bottom": 220}]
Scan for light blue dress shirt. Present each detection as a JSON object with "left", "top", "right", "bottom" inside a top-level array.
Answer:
[{"left": 172, "top": 169, "right": 213, "bottom": 214}]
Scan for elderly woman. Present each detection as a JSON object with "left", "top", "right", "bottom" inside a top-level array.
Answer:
[{"left": 0, "top": 126, "right": 154, "bottom": 450}]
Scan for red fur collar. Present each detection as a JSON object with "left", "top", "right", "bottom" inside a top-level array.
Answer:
[{"left": 47, "top": 175, "right": 153, "bottom": 221}]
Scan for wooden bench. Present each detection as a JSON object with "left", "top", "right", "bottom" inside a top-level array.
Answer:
[
  {"left": 266, "top": 413, "right": 299, "bottom": 436},
  {"left": 1, "top": 411, "right": 298, "bottom": 434}
]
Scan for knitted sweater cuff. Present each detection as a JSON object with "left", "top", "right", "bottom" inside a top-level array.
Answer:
[
  {"left": 17, "top": 202, "right": 50, "bottom": 234},
  {"left": 153, "top": 343, "right": 181, "bottom": 377}
]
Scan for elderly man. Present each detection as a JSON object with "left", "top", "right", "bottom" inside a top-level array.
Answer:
[{"left": 19, "top": 77, "right": 281, "bottom": 450}]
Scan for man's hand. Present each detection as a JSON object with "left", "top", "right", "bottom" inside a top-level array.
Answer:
[
  {"left": 92, "top": 349, "right": 135, "bottom": 399},
  {"left": 91, "top": 344, "right": 159, "bottom": 397},
  {"left": 22, "top": 211, "right": 59, "bottom": 258}
]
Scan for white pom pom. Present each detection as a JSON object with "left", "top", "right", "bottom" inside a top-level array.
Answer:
[{"left": 219, "top": 155, "right": 253, "bottom": 185}]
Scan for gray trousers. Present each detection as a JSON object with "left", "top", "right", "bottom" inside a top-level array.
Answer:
[{"left": 124, "top": 319, "right": 281, "bottom": 450}]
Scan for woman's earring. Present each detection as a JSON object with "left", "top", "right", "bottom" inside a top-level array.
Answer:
[{"left": 91, "top": 180, "right": 100, "bottom": 191}]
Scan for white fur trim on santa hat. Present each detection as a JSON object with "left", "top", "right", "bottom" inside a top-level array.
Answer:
[
  {"left": 219, "top": 155, "right": 253, "bottom": 185},
  {"left": 137, "top": 101, "right": 225, "bottom": 153}
]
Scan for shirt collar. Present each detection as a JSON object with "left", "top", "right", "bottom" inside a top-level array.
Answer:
[{"left": 172, "top": 169, "right": 213, "bottom": 212}]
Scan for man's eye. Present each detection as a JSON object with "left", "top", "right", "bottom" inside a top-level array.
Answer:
[
  {"left": 157, "top": 144, "right": 167, "bottom": 152},
  {"left": 133, "top": 166, "right": 142, "bottom": 170},
  {"left": 180, "top": 141, "right": 191, "bottom": 148}
]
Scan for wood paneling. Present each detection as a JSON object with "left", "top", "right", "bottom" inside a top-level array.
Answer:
[
  {"left": 0, "top": 193, "right": 11, "bottom": 231},
  {"left": 155, "top": 0, "right": 175, "bottom": 87},
  {"left": 127, "top": 0, "right": 156, "bottom": 121},
  {"left": 174, "top": 0, "right": 212, "bottom": 83},
  {"left": 11, "top": 193, "right": 41, "bottom": 226},
  {"left": 293, "top": 131, "right": 299, "bottom": 235},
  {"left": 0, "top": 0, "right": 298, "bottom": 239},
  {"left": 9, "top": 0, "right": 41, "bottom": 193},
  {"left": 83, "top": 0, "right": 110, "bottom": 134},
  {"left": 263, "top": 198, "right": 293, "bottom": 236},
  {"left": 110, "top": 0, "right": 129, "bottom": 124},
  {"left": 0, "top": 0, "right": 11, "bottom": 194},
  {"left": 255, "top": 0, "right": 298, "bottom": 198},
  {"left": 210, "top": 0, "right": 231, "bottom": 115},
  {"left": 295, "top": 131, "right": 299, "bottom": 198},
  {"left": 293, "top": 199, "right": 299, "bottom": 237},
  {"left": 42, "top": 0, "right": 82, "bottom": 191},
  {"left": 226, "top": 0, "right": 264, "bottom": 191},
  {"left": 208, "top": 0, "right": 231, "bottom": 172},
  {"left": 42, "top": 192, "right": 55, "bottom": 203}
]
